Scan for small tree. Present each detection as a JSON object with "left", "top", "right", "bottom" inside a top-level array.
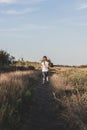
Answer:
[
  {"left": 48, "top": 59, "right": 54, "bottom": 67},
  {"left": 0, "top": 50, "right": 15, "bottom": 65}
]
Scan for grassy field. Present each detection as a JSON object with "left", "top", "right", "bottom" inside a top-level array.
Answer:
[
  {"left": 51, "top": 67, "right": 87, "bottom": 130},
  {"left": 0, "top": 67, "right": 87, "bottom": 130},
  {"left": 0, "top": 71, "right": 38, "bottom": 130}
]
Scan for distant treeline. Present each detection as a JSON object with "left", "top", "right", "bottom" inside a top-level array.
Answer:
[
  {"left": 0, "top": 50, "right": 87, "bottom": 72},
  {"left": 55, "top": 65, "right": 87, "bottom": 68}
]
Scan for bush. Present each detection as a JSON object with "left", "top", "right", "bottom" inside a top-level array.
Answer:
[
  {"left": 47, "top": 59, "right": 54, "bottom": 67},
  {"left": 28, "top": 66, "right": 35, "bottom": 70},
  {"left": 0, "top": 50, "right": 15, "bottom": 65}
]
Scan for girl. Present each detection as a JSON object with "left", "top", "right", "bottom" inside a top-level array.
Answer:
[{"left": 41, "top": 56, "right": 49, "bottom": 84}]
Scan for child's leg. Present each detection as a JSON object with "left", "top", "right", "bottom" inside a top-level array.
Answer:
[
  {"left": 43, "top": 77, "right": 45, "bottom": 84},
  {"left": 46, "top": 72, "right": 49, "bottom": 82},
  {"left": 46, "top": 76, "right": 49, "bottom": 82},
  {"left": 42, "top": 72, "right": 45, "bottom": 84}
]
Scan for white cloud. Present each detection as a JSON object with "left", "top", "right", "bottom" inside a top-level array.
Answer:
[
  {"left": 0, "top": 0, "right": 16, "bottom": 3},
  {"left": 0, "top": 24, "right": 55, "bottom": 32},
  {"left": 24, "top": 24, "right": 55, "bottom": 30},
  {"left": 0, "top": 0, "right": 47, "bottom": 4},
  {"left": 1, "top": 8, "right": 39, "bottom": 15},
  {"left": 77, "top": 3, "right": 87, "bottom": 10},
  {"left": 67, "top": 21, "right": 87, "bottom": 26},
  {"left": 57, "top": 17, "right": 87, "bottom": 27},
  {"left": 0, "top": 28, "right": 21, "bottom": 32}
]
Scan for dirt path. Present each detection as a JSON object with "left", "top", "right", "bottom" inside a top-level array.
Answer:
[{"left": 20, "top": 75, "right": 66, "bottom": 130}]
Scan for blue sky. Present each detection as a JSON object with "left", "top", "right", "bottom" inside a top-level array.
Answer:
[{"left": 0, "top": 0, "right": 87, "bottom": 65}]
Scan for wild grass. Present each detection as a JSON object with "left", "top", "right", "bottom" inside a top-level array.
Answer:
[
  {"left": 51, "top": 69, "right": 87, "bottom": 130},
  {"left": 0, "top": 71, "right": 37, "bottom": 130},
  {"left": 1, "top": 67, "right": 87, "bottom": 130}
]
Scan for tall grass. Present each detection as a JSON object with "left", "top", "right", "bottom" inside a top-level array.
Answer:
[
  {"left": 0, "top": 71, "right": 36, "bottom": 130},
  {"left": 51, "top": 69, "right": 87, "bottom": 130}
]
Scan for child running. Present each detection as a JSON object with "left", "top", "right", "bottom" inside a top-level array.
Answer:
[{"left": 41, "top": 56, "right": 49, "bottom": 85}]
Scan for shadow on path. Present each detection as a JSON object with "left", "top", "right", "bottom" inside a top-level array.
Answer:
[{"left": 20, "top": 72, "right": 66, "bottom": 130}]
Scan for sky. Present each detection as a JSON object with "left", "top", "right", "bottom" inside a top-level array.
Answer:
[{"left": 0, "top": 0, "right": 87, "bottom": 65}]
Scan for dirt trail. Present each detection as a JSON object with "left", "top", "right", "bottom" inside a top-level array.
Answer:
[{"left": 20, "top": 75, "right": 66, "bottom": 130}]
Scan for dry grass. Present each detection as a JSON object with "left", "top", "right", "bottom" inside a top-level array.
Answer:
[
  {"left": 1, "top": 67, "right": 87, "bottom": 130},
  {"left": 53, "top": 66, "right": 87, "bottom": 73},
  {"left": 0, "top": 71, "right": 38, "bottom": 130},
  {"left": 51, "top": 68, "right": 87, "bottom": 130}
]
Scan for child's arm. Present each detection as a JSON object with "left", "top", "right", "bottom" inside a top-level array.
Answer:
[
  {"left": 45, "top": 62, "right": 49, "bottom": 69},
  {"left": 41, "top": 62, "right": 43, "bottom": 69}
]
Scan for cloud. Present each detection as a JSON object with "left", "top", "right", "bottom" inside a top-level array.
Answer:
[
  {"left": 24, "top": 24, "right": 55, "bottom": 30},
  {"left": 0, "top": 27, "right": 25, "bottom": 32},
  {"left": 57, "top": 17, "right": 87, "bottom": 27},
  {"left": 0, "top": 0, "right": 16, "bottom": 3},
  {"left": 0, "top": 24, "right": 55, "bottom": 32},
  {"left": 73, "top": 22, "right": 87, "bottom": 26},
  {"left": 1, "top": 8, "right": 39, "bottom": 15},
  {"left": 77, "top": 3, "right": 87, "bottom": 10},
  {"left": 0, "top": 0, "right": 47, "bottom": 4}
]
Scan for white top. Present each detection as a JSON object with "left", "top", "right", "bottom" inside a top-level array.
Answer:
[{"left": 41, "top": 61, "right": 49, "bottom": 72}]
